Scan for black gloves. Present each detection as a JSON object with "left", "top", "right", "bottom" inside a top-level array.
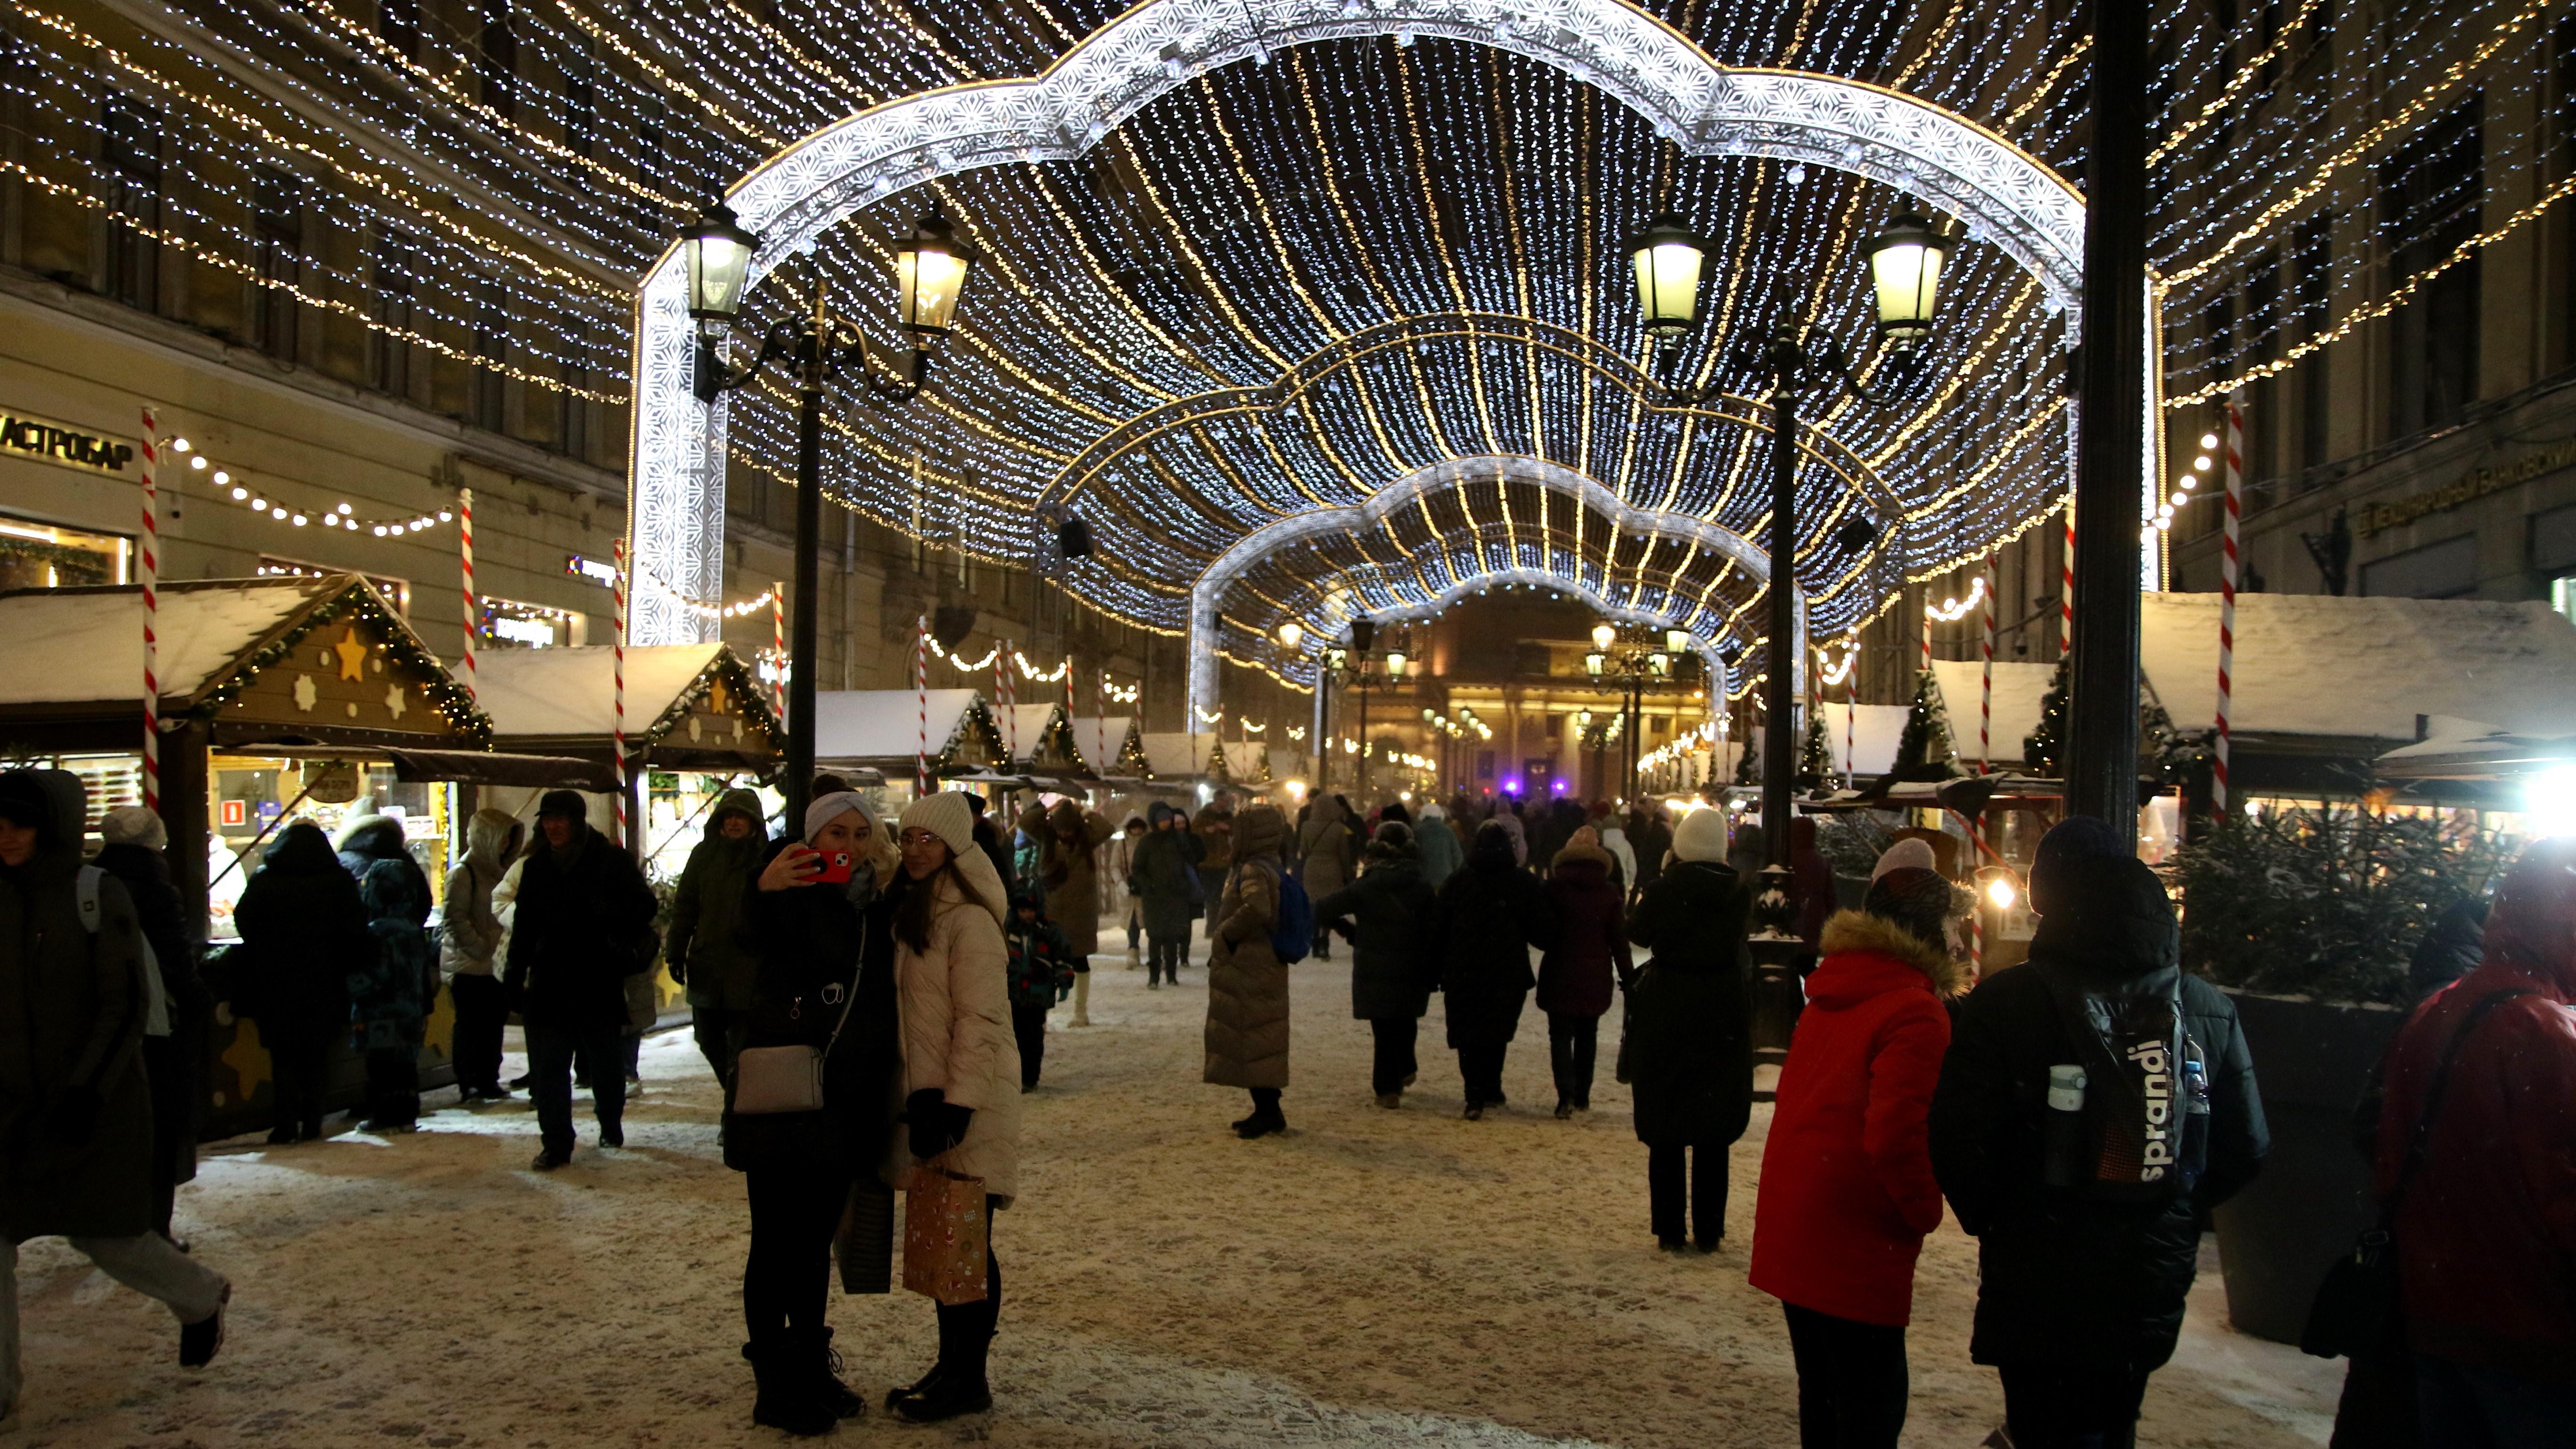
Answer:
[
  {"left": 46, "top": 1085, "right": 103, "bottom": 1147},
  {"left": 665, "top": 953, "right": 688, "bottom": 986},
  {"left": 906, "top": 1088, "right": 974, "bottom": 1159}
]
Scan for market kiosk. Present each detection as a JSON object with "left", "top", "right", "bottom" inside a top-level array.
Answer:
[{"left": 813, "top": 688, "right": 1008, "bottom": 818}]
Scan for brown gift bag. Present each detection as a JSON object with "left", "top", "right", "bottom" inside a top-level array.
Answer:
[{"left": 901, "top": 1162, "right": 989, "bottom": 1305}]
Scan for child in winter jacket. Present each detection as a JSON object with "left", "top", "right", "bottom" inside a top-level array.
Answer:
[
  {"left": 1006, "top": 889, "right": 1077, "bottom": 1092},
  {"left": 350, "top": 857, "right": 435, "bottom": 1131}
]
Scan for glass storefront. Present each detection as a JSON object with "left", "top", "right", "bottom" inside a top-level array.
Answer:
[
  {"left": 206, "top": 755, "right": 448, "bottom": 938},
  {"left": 0, "top": 513, "right": 128, "bottom": 590}
]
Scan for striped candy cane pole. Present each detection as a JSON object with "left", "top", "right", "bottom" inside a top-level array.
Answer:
[
  {"left": 1090, "top": 669, "right": 1104, "bottom": 775},
  {"left": 914, "top": 616, "right": 929, "bottom": 796},
  {"left": 2062, "top": 495, "right": 2077, "bottom": 654},
  {"left": 2214, "top": 392, "right": 2245, "bottom": 816},
  {"left": 1980, "top": 552, "right": 1997, "bottom": 774},
  {"left": 612, "top": 537, "right": 629, "bottom": 849},
  {"left": 458, "top": 488, "right": 476, "bottom": 700},
  {"left": 998, "top": 642, "right": 1015, "bottom": 764},
  {"left": 1843, "top": 654, "right": 1855, "bottom": 786},
  {"left": 770, "top": 583, "right": 785, "bottom": 723},
  {"left": 138, "top": 408, "right": 160, "bottom": 813},
  {"left": 1919, "top": 587, "right": 1932, "bottom": 675}
]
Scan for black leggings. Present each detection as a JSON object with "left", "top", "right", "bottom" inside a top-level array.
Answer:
[
  {"left": 1783, "top": 1302, "right": 1909, "bottom": 1449},
  {"left": 1012, "top": 1002, "right": 1049, "bottom": 1089},
  {"left": 1546, "top": 1013, "right": 1599, "bottom": 1108},
  {"left": 934, "top": 1199, "right": 1003, "bottom": 1383},
  {"left": 743, "top": 1167, "right": 850, "bottom": 1340},
  {"left": 1648, "top": 1141, "right": 1730, "bottom": 1245},
  {"left": 1996, "top": 1362, "right": 2149, "bottom": 1449},
  {"left": 1458, "top": 1043, "right": 1507, "bottom": 1106},
  {"left": 1149, "top": 936, "right": 1185, "bottom": 983},
  {"left": 1369, "top": 1017, "right": 1418, "bottom": 1095},
  {"left": 266, "top": 1029, "right": 332, "bottom": 1135}
]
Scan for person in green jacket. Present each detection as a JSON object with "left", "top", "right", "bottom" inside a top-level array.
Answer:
[{"left": 665, "top": 788, "right": 770, "bottom": 1087}]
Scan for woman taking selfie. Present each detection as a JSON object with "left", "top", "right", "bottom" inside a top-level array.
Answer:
[
  {"left": 884, "top": 792, "right": 1021, "bottom": 1423},
  {"left": 729, "top": 789, "right": 902, "bottom": 1436}
]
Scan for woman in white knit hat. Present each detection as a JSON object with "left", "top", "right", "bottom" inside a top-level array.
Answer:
[{"left": 882, "top": 790, "right": 1019, "bottom": 1423}]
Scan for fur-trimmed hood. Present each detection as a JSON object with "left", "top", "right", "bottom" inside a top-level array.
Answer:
[
  {"left": 1817, "top": 909, "right": 1965, "bottom": 997},
  {"left": 1550, "top": 840, "right": 1613, "bottom": 877}
]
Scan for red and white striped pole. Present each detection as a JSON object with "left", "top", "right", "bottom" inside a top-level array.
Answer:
[
  {"left": 1919, "top": 586, "right": 1932, "bottom": 675},
  {"left": 1843, "top": 650, "right": 1856, "bottom": 786},
  {"left": 769, "top": 582, "right": 785, "bottom": 723},
  {"left": 611, "top": 537, "right": 629, "bottom": 849},
  {"left": 914, "top": 615, "right": 929, "bottom": 797},
  {"left": 997, "top": 643, "right": 1016, "bottom": 764},
  {"left": 138, "top": 407, "right": 160, "bottom": 814},
  {"left": 1979, "top": 551, "right": 1997, "bottom": 774},
  {"left": 2214, "top": 392, "right": 2245, "bottom": 817},
  {"left": 1090, "top": 669, "right": 1104, "bottom": 776},
  {"left": 458, "top": 487, "right": 476, "bottom": 700},
  {"left": 2061, "top": 496, "right": 2077, "bottom": 654}
]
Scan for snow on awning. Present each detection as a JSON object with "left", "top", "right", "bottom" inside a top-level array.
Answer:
[
  {"left": 1141, "top": 731, "right": 1216, "bottom": 779},
  {"left": 1929, "top": 660, "right": 2057, "bottom": 768},
  {"left": 470, "top": 643, "right": 777, "bottom": 753},
  {"left": 815, "top": 689, "right": 1001, "bottom": 770}
]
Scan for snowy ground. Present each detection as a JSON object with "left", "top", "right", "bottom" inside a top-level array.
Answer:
[{"left": 7, "top": 932, "right": 2344, "bottom": 1449}]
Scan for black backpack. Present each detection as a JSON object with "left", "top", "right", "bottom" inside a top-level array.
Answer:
[{"left": 2035, "top": 965, "right": 2213, "bottom": 1205}]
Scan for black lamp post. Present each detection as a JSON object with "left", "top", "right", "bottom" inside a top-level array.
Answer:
[
  {"left": 1584, "top": 622, "right": 1685, "bottom": 798},
  {"left": 680, "top": 201, "right": 976, "bottom": 827}
]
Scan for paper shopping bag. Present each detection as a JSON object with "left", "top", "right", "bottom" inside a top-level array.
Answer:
[{"left": 901, "top": 1166, "right": 989, "bottom": 1305}]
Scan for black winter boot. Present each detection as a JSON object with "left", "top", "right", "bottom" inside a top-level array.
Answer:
[
  {"left": 812, "top": 1327, "right": 865, "bottom": 1420},
  {"left": 749, "top": 1333, "right": 837, "bottom": 1437}
]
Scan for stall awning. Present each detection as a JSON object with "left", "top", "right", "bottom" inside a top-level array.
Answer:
[{"left": 383, "top": 748, "right": 618, "bottom": 790}]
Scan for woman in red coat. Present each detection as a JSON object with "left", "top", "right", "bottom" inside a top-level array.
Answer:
[{"left": 1751, "top": 864, "right": 1962, "bottom": 1449}]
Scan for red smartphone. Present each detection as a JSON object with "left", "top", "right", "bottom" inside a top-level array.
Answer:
[{"left": 813, "top": 850, "right": 854, "bottom": 885}]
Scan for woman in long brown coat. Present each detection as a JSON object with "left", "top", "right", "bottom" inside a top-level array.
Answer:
[
  {"left": 1018, "top": 799, "right": 1113, "bottom": 1026},
  {"left": 1203, "top": 803, "right": 1289, "bottom": 1138}
]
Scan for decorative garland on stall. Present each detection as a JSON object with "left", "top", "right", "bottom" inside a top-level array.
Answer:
[{"left": 191, "top": 578, "right": 492, "bottom": 743}]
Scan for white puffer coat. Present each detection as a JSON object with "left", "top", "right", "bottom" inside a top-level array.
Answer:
[{"left": 883, "top": 844, "right": 1022, "bottom": 1206}]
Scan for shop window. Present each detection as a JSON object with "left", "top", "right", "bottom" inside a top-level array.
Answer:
[
  {"left": 99, "top": 94, "right": 160, "bottom": 311},
  {"left": 253, "top": 166, "right": 303, "bottom": 363},
  {"left": 0, "top": 515, "right": 128, "bottom": 588},
  {"left": 2555, "top": 575, "right": 2576, "bottom": 624},
  {"left": 2294, "top": 216, "right": 2332, "bottom": 476},
  {"left": 2383, "top": 95, "right": 2483, "bottom": 439},
  {"left": 479, "top": 595, "right": 577, "bottom": 648}
]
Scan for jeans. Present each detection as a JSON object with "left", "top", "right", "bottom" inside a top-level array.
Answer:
[
  {"left": 526, "top": 1018, "right": 626, "bottom": 1157},
  {"left": 742, "top": 1165, "right": 851, "bottom": 1340},
  {"left": 1370, "top": 1017, "right": 1418, "bottom": 1095},
  {"left": 1996, "top": 1362, "right": 2150, "bottom": 1449},
  {"left": 1547, "top": 1013, "right": 1599, "bottom": 1109},
  {"left": 362, "top": 1044, "right": 419, "bottom": 1127},
  {"left": 932, "top": 1199, "right": 1003, "bottom": 1384},
  {"left": 1149, "top": 936, "right": 1185, "bottom": 984},
  {"left": 449, "top": 974, "right": 507, "bottom": 1093},
  {"left": 1012, "top": 1001, "right": 1049, "bottom": 1089},
  {"left": 0, "top": 1232, "right": 229, "bottom": 1411},
  {"left": 2416, "top": 1354, "right": 2576, "bottom": 1448},
  {"left": 1782, "top": 1302, "right": 1909, "bottom": 1449},
  {"left": 265, "top": 1026, "right": 332, "bottom": 1136},
  {"left": 692, "top": 1006, "right": 746, "bottom": 1087},
  {"left": 1648, "top": 1142, "right": 1730, "bottom": 1245},
  {"left": 1458, "top": 1043, "right": 1507, "bottom": 1106}
]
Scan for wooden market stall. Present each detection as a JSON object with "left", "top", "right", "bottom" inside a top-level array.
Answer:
[
  {"left": 997, "top": 700, "right": 1093, "bottom": 782},
  {"left": 813, "top": 688, "right": 1006, "bottom": 809},
  {"left": 1069, "top": 716, "right": 1151, "bottom": 781}
]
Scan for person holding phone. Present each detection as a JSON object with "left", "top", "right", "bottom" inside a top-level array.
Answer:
[{"left": 729, "top": 789, "right": 902, "bottom": 1436}]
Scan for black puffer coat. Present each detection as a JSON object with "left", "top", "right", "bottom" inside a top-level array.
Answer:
[
  {"left": 1433, "top": 826, "right": 1553, "bottom": 1048},
  {"left": 1129, "top": 804, "right": 1204, "bottom": 942},
  {"left": 1621, "top": 857, "right": 1755, "bottom": 1147},
  {"left": 502, "top": 822, "right": 659, "bottom": 1030},
  {"left": 1315, "top": 854, "right": 1438, "bottom": 1021},
  {"left": 724, "top": 841, "right": 902, "bottom": 1174},
  {"left": 334, "top": 815, "right": 431, "bottom": 926},
  {"left": 1929, "top": 852, "right": 2268, "bottom": 1373},
  {"left": 235, "top": 822, "right": 369, "bottom": 1041}
]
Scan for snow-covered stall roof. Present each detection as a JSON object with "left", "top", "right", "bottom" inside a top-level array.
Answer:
[
  {"left": 1813, "top": 702, "right": 1913, "bottom": 776},
  {"left": 1930, "top": 660, "right": 2057, "bottom": 766},
  {"left": 815, "top": 689, "right": 995, "bottom": 767},
  {"left": 2141, "top": 594, "right": 2576, "bottom": 742},
  {"left": 2376, "top": 715, "right": 2576, "bottom": 778},
  {"left": 996, "top": 701, "right": 1089, "bottom": 773},
  {"left": 1067, "top": 716, "right": 1138, "bottom": 773},
  {"left": 471, "top": 644, "right": 775, "bottom": 748},
  {"left": 1141, "top": 731, "right": 1216, "bottom": 779}
]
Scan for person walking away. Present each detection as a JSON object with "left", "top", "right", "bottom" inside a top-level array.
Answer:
[
  {"left": 1751, "top": 865, "right": 1963, "bottom": 1449},
  {"left": 233, "top": 821, "right": 368, "bottom": 1142},
  {"left": 1929, "top": 835, "right": 2267, "bottom": 1449},
  {"left": 1315, "top": 821, "right": 1438, "bottom": 1109},
  {"left": 728, "top": 789, "right": 902, "bottom": 1435},
  {"left": 1295, "top": 794, "right": 1354, "bottom": 961},
  {"left": 351, "top": 859, "right": 434, "bottom": 1131},
  {"left": 95, "top": 807, "right": 209, "bottom": 1243},
  {"left": 1192, "top": 798, "right": 1235, "bottom": 925},
  {"left": 1003, "top": 888, "right": 1076, "bottom": 1091},
  {"left": 441, "top": 808, "right": 522, "bottom": 1102},
  {"left": 885, "top": 792, "right": 1022, "bottom": 1423},
  {"left": 1540, "top": 833, "right": 1629, "bottom": 1118},
  {"left": 1597, "top": 820, "right": 1636, "bottom": 897},
  {"left": 1627, "top": 805, "right": 1672, "bottom": 904},
  {"left": 1435, "top": 822, "right": 1553, "bottom": 1119},
  {"left": 667, "top": 789, "right": 770, "bottom": 1087},
  {"left": 1204, "top": 802, "right": 1292, "bottom": 1137},
  {"left": 1414, "top": 802, "right": 1464, "bottom": 889},
  {"left": 1622, "top": 805, "right": 1755, "bottom": 1249},
  {"left": 2367, "top": 838, "right": 2576, "bottom": 1448},
  {"left": 1107, "top": 815, "right": 1147, "bottom": 969},
  {"left": 503, "top": 791, "right": 660, "bottom": 1170},
  {"left": 0, "top": 770, "right": 230, "bottom": 1418},
  {"left": 1130, "top": 803, "right": 1202, "bottom": 988},
  {"left": 1020, "top": 799, "right": 1113, "bottom": 1028},
  {"left": 1489, "top": 802, "right": 1529, "bottom": 869}
]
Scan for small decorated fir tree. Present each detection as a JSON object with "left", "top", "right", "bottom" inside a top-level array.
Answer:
[
  {"left": 1204, "top": 733, "right": 1232, "bottom": 784},
  {"left": 1798, "top": 711, "right": 1836, "bottom": 792},
  {"left": 1891, "top": 670, "right": 1963, "bottom": 781},
  {"left": 1733, "top": 734, "right": 1762, "bottom": 786},
  {"left": 2022, "top": 656, "right": 2072, "bottom": 778}
]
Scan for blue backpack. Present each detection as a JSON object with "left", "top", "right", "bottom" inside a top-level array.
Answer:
[{"left": 1268, "top": 863, "right": 1313, "bottom": 966}]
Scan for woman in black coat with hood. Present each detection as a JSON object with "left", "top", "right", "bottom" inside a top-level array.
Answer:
[
  {"left": 234, "top": 821, "right": 369, "bottom": 1143},
  {"left": 1621, "top": 805, "right": 1755, "bottom": 1250},
  {"left": 96, "top": 807, "right": 211, "bottom": 1239},
  {"left": 1314, "top": 821, "right": 1439, "bottom": 1109},
  {"left": 1434, "top": 821, "right": 1554, "bottom": 1119}
]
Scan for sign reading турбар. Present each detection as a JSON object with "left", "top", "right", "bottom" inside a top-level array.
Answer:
[{"left": 0, "top": 409, "right": 136, "bottom": 474}]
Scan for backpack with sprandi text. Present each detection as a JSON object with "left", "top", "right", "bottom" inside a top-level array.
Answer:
[{"left": 2035, "top": 964, "right": 2211, "bottom": 1206}]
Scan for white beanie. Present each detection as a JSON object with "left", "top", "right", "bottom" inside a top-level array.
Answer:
[
  {"left": 99, "top": 805, "right": 167, "bottom": 851},
  {"left": 1672, "top": 806, "right": 1731, "bottom": 863},
  {"left": 898, "top": 790, "right": 978, "bottom": 859},
  {"left": 804, "top": 790, "right": 879, "bottom": 845},
  {"left": 1870, "top": 837, "right": 1938, "bottom": 885}
]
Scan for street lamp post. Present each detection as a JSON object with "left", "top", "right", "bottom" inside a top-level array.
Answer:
[
  {"left": 679, "top": 203, "right": 975, "bottom": 828},
  {"left": 1585, "top": 624, "right": 1679, "bottom": 801}
]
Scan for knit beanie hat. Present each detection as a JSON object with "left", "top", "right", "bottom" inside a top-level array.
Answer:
[
  {"left": 2029, "top": 814, "right": 2128, "bottom": 916},
  {"left": 99, "top": 805, "right": 168, "bottom": 851},
  {"left": 1870, "top": 837, "right": 1937, "bottom": 885},
  {"left": 804, "top": 790, "right": 879, "bottom": 845},
  {"left": 899, "top": 790, "right": 978, "bottom": 860},
  {"left": 1864, "top": 865, "right": 1957, "bottom": 952},
  {"left": 1371, "top": 820, "right": 1413, "bottom": 850},
  {"left": 1672, "top": 805, "right": 1730, "bottom": 863}
]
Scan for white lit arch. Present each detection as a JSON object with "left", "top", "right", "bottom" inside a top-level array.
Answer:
[{"left": 627, "top": 0, "right": 2097, "bottom": 645}]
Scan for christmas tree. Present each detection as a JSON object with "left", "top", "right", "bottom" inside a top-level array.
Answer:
[
  {"left": 1798, "top": 710, "right": 1836, "bottom": 792},
  {"left": 1733, "top": 733, "right": 1761, "bottom": 786},
  {"left": 1891, "top": 670, "right": 1963, "bottom": 781},
  {"left": 2022, "top": 656, "right": 2072, "bottom": 778},
  {"left": 1204, "top": 733, "right": 1232, "bottom": 784}
]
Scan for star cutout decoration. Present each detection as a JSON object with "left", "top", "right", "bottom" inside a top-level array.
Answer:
[
  {"left": 331, "top": 626, "right": 368, "bottom": 682},
  {"left": 292, "top": 674, "right": 317, "bottom": 712},
  {"left": 384, "top": 684, "right": 407, "bottom": 721},
  {"left": 707, "top": 677, "right": 731, "bottom": 714}
]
